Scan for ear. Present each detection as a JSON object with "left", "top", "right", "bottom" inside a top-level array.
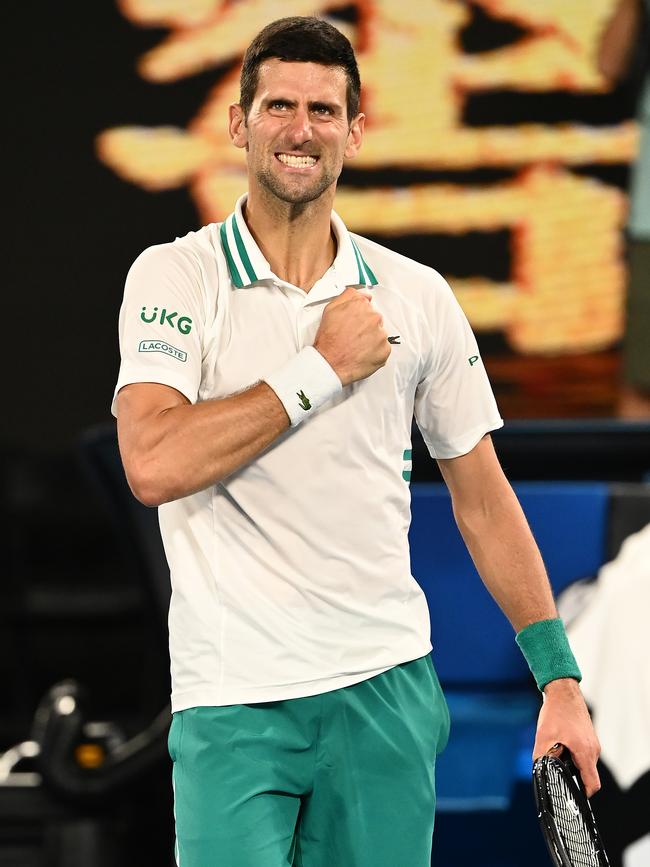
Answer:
[
  {"left": 229, "top": 103, "right": 248, "bottom": 149},
  {"left": 344, "top": 113, "right": 365, "bottom": 160}
]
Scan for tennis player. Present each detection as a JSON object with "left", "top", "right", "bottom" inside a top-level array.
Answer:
[{"left": 113, "top": 16, "right": 601, "bottom": 866}]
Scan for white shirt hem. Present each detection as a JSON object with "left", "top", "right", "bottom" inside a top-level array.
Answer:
[
  {"left": 424, "top": 417, "right": 504, "bottom": 460},
  {"left": 171, "top": 644, "right": 434, "bottom": 711}
]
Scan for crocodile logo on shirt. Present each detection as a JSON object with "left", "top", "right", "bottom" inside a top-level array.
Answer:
[
  {"left": 297, "top": 390, "right": 312, "bottom": 411},
  {"left": 387, "top": 335, "right": 401, "bottom": 344}
]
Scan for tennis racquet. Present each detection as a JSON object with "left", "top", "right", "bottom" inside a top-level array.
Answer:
[{"left": 533, "top": 743, "right": 610, "bottom": 867}]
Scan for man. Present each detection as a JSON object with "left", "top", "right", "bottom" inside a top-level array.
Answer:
[{"left": 113, "top": 16, "right": 600, "bottom": 867}]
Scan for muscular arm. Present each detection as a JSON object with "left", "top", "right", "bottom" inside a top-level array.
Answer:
[
  {"left": 437, "top": 434, "right": 601, "bottom": 796},
  {"left": 116, "top": 381, "right": 290, "bottom": 507},
  {"left": 437, "top": 434, "right": 556, "bottom": 631},
  {"left": 117, "top": 286, "right": 389, "bottom": 506}
]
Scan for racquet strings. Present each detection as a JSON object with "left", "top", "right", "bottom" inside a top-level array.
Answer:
[{"left": 546, "top": 762, "right": 600, "bottom": 867}]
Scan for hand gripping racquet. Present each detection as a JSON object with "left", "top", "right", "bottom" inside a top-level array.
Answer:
[{"left": 533, "top": 744, "right": 610, "bottom": 867}]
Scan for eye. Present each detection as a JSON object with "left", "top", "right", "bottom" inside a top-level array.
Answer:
[
  {"left": 269, "top": 100, "right": 289, "bottom": 111},
  {"left": 312, "top": 104, "right": 332, "bottom": 116}
]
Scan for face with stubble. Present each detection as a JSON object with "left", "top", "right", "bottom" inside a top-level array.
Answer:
[{"left": 229, "top": 58, "right": 364, "bottom": 206}]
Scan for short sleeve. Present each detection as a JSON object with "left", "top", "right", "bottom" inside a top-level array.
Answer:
[
  {"left": 112, "top": 244, "right": 205, "bottom": 416},
  {"left": 414, "top": 272, "right": 503, "bottom": 459}
]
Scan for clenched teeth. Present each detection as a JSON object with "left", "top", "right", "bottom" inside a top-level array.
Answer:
[{"left": 277, "top": 153, "right": 317, "bottom": 167}]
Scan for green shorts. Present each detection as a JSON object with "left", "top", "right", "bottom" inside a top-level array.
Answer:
[{"left": 168, "top": 654, "right": 450, "bottom": 866}]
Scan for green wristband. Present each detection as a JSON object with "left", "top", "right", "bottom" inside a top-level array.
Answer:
[{"left": 515, "top": 617, "right": 582, "bottom": 691}]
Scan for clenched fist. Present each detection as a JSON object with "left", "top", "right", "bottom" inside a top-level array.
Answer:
[{"left": 313, "top": 287, "right": 391, "bottom": 387}]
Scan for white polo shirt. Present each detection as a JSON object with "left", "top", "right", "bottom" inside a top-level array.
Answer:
[{"left": 113, "top": 194, "right": 503, "bottom": 711}]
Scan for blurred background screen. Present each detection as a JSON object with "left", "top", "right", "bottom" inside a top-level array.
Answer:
[{"left": 5, "top": 0, "right": 648, "bottom": 451}]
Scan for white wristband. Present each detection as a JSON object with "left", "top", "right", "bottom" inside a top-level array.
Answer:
[{"left": 264, "top": 346, "right": 342, "bottom": 427}]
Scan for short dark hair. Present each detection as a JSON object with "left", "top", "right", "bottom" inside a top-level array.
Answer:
[{"left": 239, "top": 17, "right": 361, "bottom": 123}]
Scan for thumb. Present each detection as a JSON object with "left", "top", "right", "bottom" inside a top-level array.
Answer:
[
  {"left": 571, "top": 751, "right": 601, "bottom": 799},
  {"left": 349, "top": 286, "right": 372, "bottom": 303},
  {"left": 327, "top": 286, "right": 370, "bottom": 308}
]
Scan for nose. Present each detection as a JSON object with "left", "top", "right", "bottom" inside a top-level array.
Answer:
[{"left": 287, "top": 106, "right": 312, "bottom": 146}]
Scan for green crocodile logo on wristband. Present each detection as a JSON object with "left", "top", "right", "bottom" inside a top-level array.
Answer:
[{"left": 297, "top": 390, "right": 312, "bottom": 411}]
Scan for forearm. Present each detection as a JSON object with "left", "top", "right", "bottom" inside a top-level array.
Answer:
[
  {"left": 437, "top": 437, "right": 559, "bottom": 633},
  {"left": 118, "top": 381, "right": 289, "bottom": 506},
  {"left": 453, "top": 482, "right": 557, "bottom": 632},
  {"left": 444, "top": 457, "right": 588, "bottom": 702}
]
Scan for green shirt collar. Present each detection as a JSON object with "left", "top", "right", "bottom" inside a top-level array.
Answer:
[{"left": 220, "top": 195, "right": 378, "bottom": 289}]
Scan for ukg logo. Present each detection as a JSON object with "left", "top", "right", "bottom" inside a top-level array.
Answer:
[{"left": 140, "top": 306, "right": 192, "bottom": 334}]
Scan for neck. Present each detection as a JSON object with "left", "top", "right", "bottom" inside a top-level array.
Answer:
[{"left": 243, "top": 187, "right": 337, "bottom": 291}]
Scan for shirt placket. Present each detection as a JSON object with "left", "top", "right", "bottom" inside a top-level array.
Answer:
[
  {"left": 275, "top": 282, "right": 309, "bottom": 351},
  {"left": 274, "top": 272, "right": 342, "bottom": 354}
]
